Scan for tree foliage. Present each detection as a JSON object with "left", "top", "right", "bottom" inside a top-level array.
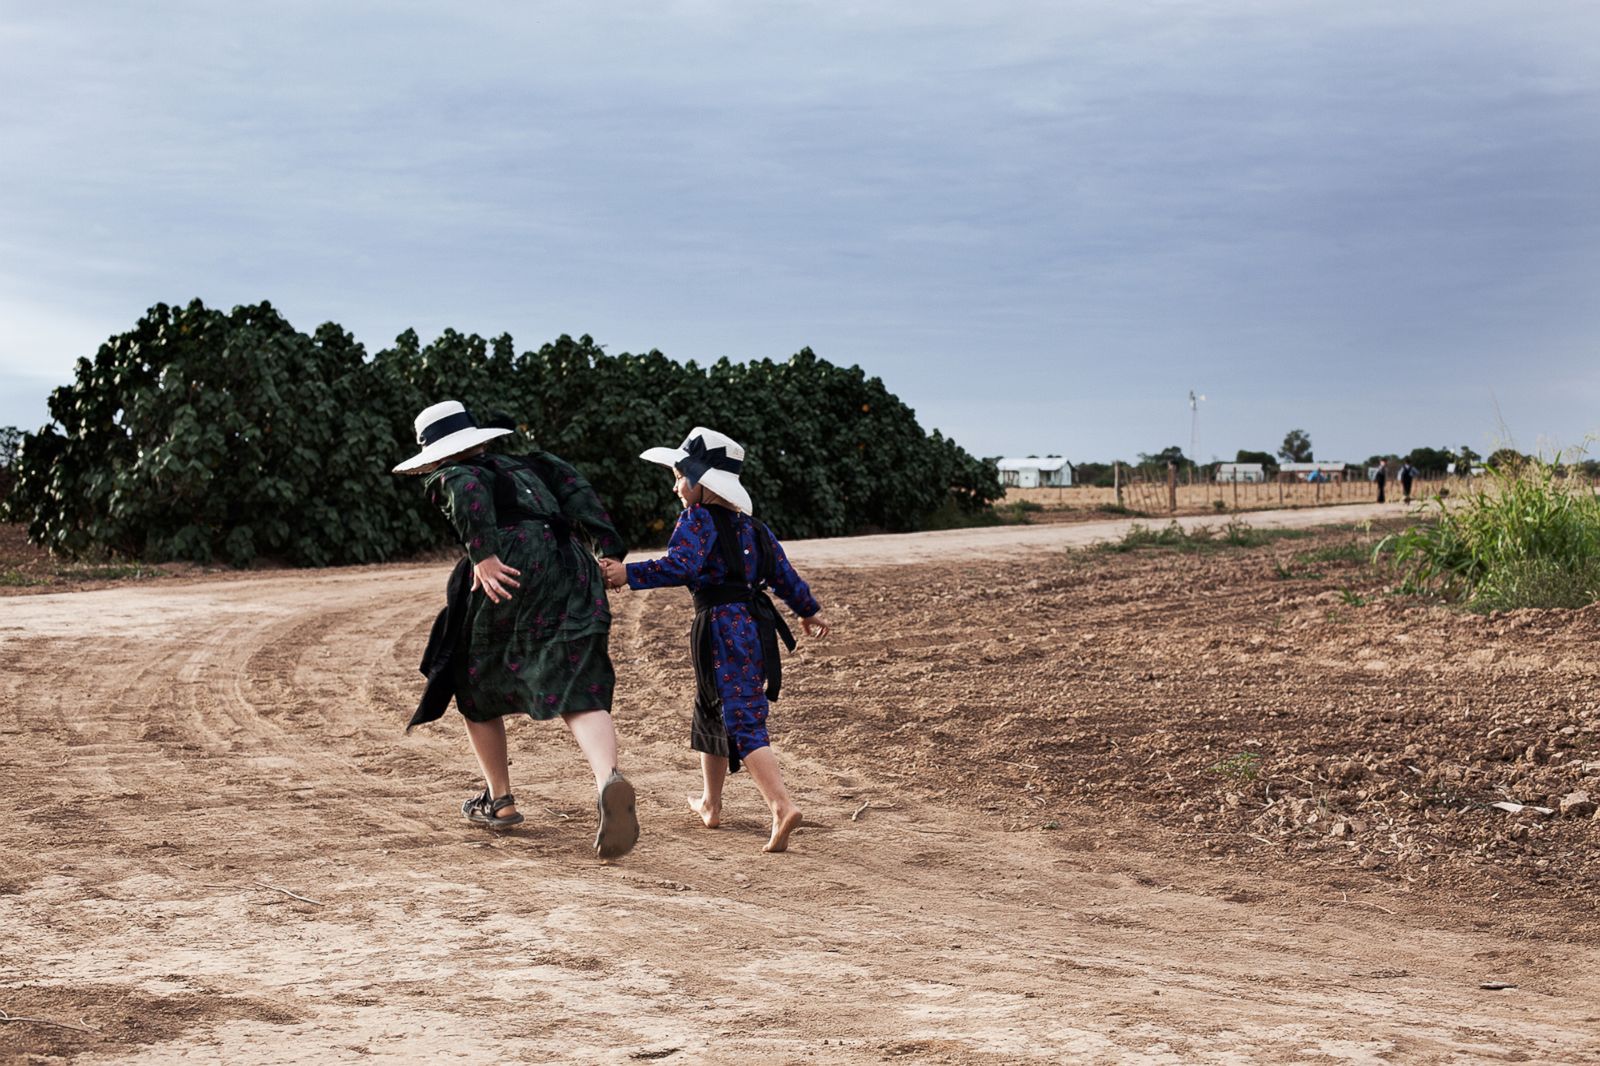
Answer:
[
  {"left": 1072, "top": 461, "right": 1115, "bottom": 487},
  {"left": 2, "top": 300, "right": 1001, "bottom": 565},
  {"left": 0, "top": 425, "right": 19, "bottom": 500},
  {"left": 1487, "top": 448, "right": 1527, "bottom": 471},
  {"left": 1403, "top": 446, "right": 1454, "bottom": 478},
  {"left": 1234, "top": 449, "right": 1278, "bottom": 472},
  {"left": 1278, "top": 429, "right": 1313, "bottom": 463},
  {"left": 1136, "top": 445, "right": 1193, "bottom": 477}
]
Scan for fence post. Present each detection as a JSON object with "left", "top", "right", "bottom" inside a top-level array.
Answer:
[
  {"left": 1114, "top": 461, "right": 1122, "bottom": 507},
  {"left": 1278, "top": 477, "right": 1284, "bottom": 506},
  {"left": 1167, "top": 461, "right": 1177, "bottom": 513}
]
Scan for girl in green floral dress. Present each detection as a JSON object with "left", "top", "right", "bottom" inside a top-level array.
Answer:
[{"left": 395, "top": 401, "right": 638, "bottom": 859}]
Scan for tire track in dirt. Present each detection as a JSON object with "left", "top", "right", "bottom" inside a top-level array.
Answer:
[{"left": 2, "top": 511, "right": 1598, "bottom": 1063}]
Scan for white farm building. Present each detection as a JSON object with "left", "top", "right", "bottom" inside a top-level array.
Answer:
[
  {"left": 998, "top": 457, "right": 1071, "bottom": 488},
  {"left": 1215, "top": 462, "right": 1266, "bottom": 483},
  {"left": 1278, "top": 461, "right": 1351, "bottom": 482}
]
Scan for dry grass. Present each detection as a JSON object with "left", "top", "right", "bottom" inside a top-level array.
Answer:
[{"left": 1005, "top": 476, "right": 1476, "bottom": 514}]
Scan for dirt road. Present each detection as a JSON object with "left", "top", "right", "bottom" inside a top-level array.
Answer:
[
  {"left": 777, "top": 500, "right": 1404, "bottom": 567},
  {"left": 3, "top": 506, "right": 1596, "bottom": 1064}
]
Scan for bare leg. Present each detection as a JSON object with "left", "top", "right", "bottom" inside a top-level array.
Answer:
[
  {"left": 463, "top": 717, "right": 517, "bottom": 820},
  {"left": 740, "top": 746, "right": 801, "bottom": 853},
  {"left": 689, "top": 754, "right": 727, "bottom": 828},
  {"left": 561, "top": 709, "right": 618, "bottom": 792}
]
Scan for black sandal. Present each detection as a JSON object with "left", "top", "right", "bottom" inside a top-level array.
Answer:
[{"left": 462, "top": 788, "right": 524, "bottom": 829}]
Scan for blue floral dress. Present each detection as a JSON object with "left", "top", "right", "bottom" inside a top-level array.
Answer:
[
  {"left": 626, "top": 505, "right": 819, "bottom": 763},
  {"left": 425, "top": 451, "right": 626, "bottom": 721}
]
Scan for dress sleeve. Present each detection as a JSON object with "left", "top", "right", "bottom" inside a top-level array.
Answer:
[
  {"left": 626, "top": 507, "right": 716, "bottom": 590},
  {"left": 538, "top": 452, "right": 628, "bottom": 560},
  {"left": 426, "top": 465, "right": 500, "bottom": 564},
  {"left": 763, "top": 526, "right": 821, "bottom": 618}
]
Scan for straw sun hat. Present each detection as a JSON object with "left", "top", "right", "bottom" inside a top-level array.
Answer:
[
  {"left": 641, "top": 427, "right": 753, "bottom": 515},
  {"left": 393, "top": 401, "right": 514, "bottom": 475}
]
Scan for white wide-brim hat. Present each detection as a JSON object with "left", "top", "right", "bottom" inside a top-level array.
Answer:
[
  {"left": 641, "top": 426, "right": 753, "bottom": 514},
  {"left": 393, "top": 400, "right": 514, "bottom": 474}
]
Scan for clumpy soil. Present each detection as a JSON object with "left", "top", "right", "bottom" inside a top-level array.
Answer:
[{"left": 785, "top": 524, "right": 1600, "bottom": 941}]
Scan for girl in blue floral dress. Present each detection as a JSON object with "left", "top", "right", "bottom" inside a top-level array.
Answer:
[
  {"left": 396, "top": 401, "right": 639, "bottom": 860},
  {"left": 601, "top": 427, "right": 830, "bottom": 853}
]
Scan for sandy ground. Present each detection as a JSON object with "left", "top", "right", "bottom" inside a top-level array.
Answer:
[{"left": 2, "top": 505, "right": 1598, "bottom": 1064}]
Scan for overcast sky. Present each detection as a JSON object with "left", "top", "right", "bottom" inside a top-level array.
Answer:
[{"left": 2, "top": 1, "right": 1597, "bottom": 463}]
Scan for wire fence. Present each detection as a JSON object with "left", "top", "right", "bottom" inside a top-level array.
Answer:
[{"left": 1004, "top": 474, "right": 1484, "bottom": 514}]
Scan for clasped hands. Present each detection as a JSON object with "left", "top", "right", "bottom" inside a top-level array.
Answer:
[{"left": 598, "top": 557, "right": 627, "bottom": 590}]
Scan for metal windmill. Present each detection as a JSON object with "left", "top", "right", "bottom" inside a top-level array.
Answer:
[{"left": 1188, "top": 389, "right": 1206, "bottom": 477}]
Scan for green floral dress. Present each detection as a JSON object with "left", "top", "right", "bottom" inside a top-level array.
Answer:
[{"left": 425, "top": 451, "right": 626, "bottom": 721}]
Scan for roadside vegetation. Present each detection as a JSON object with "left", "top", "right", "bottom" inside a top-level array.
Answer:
[
  {"left": 1378, "top": 455, "right": 1600, "bottom": 611},
  {"left": 1097, "top": 517, "right": 1316, "bottom": 553}
]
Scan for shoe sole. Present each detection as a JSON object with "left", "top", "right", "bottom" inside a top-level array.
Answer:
[
  {"left": 466, "top": 814, "right": 524, "bottom": 830},
  {"left": 462, "top": 798, "right": 524, "bottom": 830},
  {"left": 596, "top": 774, "right": 639, "bottom": 859}
]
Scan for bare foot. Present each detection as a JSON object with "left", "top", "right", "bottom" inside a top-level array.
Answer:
[
  {"left": 764, "top": 805, "right": 801, "bottom": 853},
  {"left": 687, "top": 794, "right": 721, "bottom": 828}
]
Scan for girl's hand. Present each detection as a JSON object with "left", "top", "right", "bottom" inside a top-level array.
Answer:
[
  {"left": 598, "top": 557, "right": 628, "bottom": 590},
  {"left": 801, "top": 612, "right": 831, "bottom": 639},
  {"left": 472, "top": 555, "right": 522, "bottom": 603}
]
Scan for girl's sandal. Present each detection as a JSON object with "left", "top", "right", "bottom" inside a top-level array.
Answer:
[{"left": 462, "top": 788, "right": 525, "bottom": 829}]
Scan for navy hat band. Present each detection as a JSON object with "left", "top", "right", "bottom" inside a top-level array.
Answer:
[
  {"left": 676, "top": 434, "right": 743, "bottom": 486},
  {"left": 419, "top": 410, "right": 477, "bottom": 446}
]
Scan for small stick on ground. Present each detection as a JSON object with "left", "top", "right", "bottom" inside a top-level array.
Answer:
[
  {"left": 1316, "top": 893, "right": 1395, "bottom": 916},
  {"left": 851, "top": 801, "right": 871, "bottom": 822},
  {"left": 0, "top": 1009, "right": 99, "bottom": 1034},
  {"left": 253, "top": 880, "right": 324, "bottom": 906}
]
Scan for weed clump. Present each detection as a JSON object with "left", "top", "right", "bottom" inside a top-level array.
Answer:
[
  {"left": 1377, "top": 455, "right": 1600, "bottom": 610},
  {"left": 1101, "top": 518, "right": 1311, "bottom": 554}
]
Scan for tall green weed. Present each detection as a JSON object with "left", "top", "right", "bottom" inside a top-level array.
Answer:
[{"left": 1377, "top": 456, "right": 1600, "bottom": 610}]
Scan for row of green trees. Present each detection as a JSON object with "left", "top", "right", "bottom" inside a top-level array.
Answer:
[{"left": 1, "top": 300, "right": 1001, "bottom": 566}]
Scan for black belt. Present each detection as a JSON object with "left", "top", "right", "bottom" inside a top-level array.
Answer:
[{"left": 692, "top": 584, "right": 796, "bottom": 695}]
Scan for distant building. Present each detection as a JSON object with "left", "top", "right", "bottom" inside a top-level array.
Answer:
[
  {"left": 1278, "top": 461, "right": 1351, "bottom": 482},
  {"left": 998, "top": 457, "right": 1071, "bottom": 488},
  {"left": 1215, "top": 462, "right": 1266, "bottom": 483}
]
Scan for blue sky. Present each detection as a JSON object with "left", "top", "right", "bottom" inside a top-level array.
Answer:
[{"left": 2, "top": 1, "right": 1597, "bottom": 463}]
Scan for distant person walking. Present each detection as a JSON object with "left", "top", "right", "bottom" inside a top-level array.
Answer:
[
  {"left": 394, "top": 401, "right": 640, "bottom": 861},
  {"left": 1399, "top": 461, "right": 1417, "bottom": 504},
  {"left": 1373, "top": 460, "right": 1387, "bottom": 503}
]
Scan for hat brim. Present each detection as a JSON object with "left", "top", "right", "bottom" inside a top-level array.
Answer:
[
  {"left": 698, "top": 469, "right": 753, "bottom": 515},
  {"left": 394, "top": 427, "right": 513, "bottom": 474},
  {"left": 638, "top": 445, "right": 753, "bottom": 515},
  {"left": 640, "top": 446, "right": 686, "bottom": 468}
]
